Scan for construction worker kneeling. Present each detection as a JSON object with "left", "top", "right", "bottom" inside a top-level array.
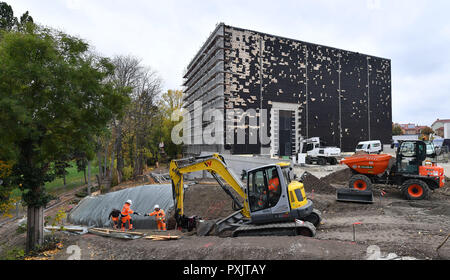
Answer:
[
  {"left": 120, "top": 200, "right": 140, "bottom": 231},
  {"left": 145, "top": 204, "right": 166, "bottom": 231},
  {"left": 108, "top": 208, "right": 121, "bottom": 229}
]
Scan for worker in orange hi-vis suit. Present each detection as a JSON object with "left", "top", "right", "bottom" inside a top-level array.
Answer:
[
  {"left": 268, "top": 169, "right": 280, "bottom": 193},
  {"left": 145, "top": 204, "right": 166, "bottom": 231},
  {"left": 120, "top": 200, "right": 140, "bottom": 231}
]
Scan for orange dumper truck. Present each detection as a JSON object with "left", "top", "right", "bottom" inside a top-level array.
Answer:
[{"left": 340, "top": 140, "right": 445, "bottom": 200}]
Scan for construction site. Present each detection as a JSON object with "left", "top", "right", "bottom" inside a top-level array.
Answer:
[
  {"left": 1, "top": 12, "right": 449, "bottom": 262},
  {"left": 1, "top": 145, "right": 449, "bottom": 260}
]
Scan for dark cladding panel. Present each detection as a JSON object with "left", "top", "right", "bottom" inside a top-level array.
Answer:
[
  {"left": 261, "top": 36, "right": 306, "bottom": 104},
  {"left": 369, "top": 57, "right": 392, "bottom": 145},
  {"left": 224, "top": 27, "right": 261, "bottom": 110},
  {"left": 340, "top": 52, "right": 369, "bottom": 151},
  {"left": 306, "top": 44, "right": 340, "bottom": 147},
  {"left": 224, "top": 27, "right": 262, "bottom": 154},
  {"left": 261, "top": 36, "right": 307, "bottom": 153}
]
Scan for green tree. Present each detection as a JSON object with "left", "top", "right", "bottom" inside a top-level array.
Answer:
[
  {"left": 54, "top": 158, "right": 70, "bottom": 188},
  {"left": 420, "top": 126, "right": 433, "bottom": 136},
  {"left": 0, "top": 2, "right": 17, "bottom": 31},
  {"left": 0, "top": 2, "right": 33, "bottom": 33},
  {"left": 392, "top": 124, "right": 403, "bottom": 136},
  {"left": 0, "top": 26, "right": 128, "bottom": 252},
  {"left": 159, "top": 90, "right": 184, "bottom": 159}
]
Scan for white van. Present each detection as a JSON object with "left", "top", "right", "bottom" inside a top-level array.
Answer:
[{"left": 355, "top": 140, "right": 383, "bottom": 154}]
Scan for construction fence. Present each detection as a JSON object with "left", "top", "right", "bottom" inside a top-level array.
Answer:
[{"left": 436, "top": 146, "right": 449, "bottom": 163}]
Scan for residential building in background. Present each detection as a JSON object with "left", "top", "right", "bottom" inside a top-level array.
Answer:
[{"left": 431, "top": 119, "right": 450, "bottom": 137}]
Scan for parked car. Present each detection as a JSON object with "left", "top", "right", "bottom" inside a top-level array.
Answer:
[
  {"left": 424, "top": 141, "right": 436, "bottom": 157},
  {"left": 355, "top": 140, "right": 383, "bottom": 154},
  {"left": 433, "top": 138, "right": 450, "bottom": 154}
]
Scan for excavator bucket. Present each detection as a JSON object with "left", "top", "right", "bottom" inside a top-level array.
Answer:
[{"left": 336, "top": 188, "right": 374, "bottom": 204}]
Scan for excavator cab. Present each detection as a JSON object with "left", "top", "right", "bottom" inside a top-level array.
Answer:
[{"left": 246, "top": 163, "right": 317, "bottom": 225}]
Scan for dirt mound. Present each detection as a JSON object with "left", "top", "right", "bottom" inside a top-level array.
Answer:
[
  {"left": 321, "top": 168, "right": 353, "bottom": 186},
  {"left": 182, "top": 184, "right": 240, "bottom": 220},
  {"left": 302, "top": 172, "right": 336, "bottom": 194}
]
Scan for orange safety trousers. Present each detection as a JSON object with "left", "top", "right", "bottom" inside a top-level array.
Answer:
[
  {"left": 150, "top": 209, "right": 166, "bottom": 231},
  {"left": 121, "top": 204, "right": 134, "bottom": 231},
  {"left": 156, "top": 221, "right": 166, "bottom": 231},
  {"left": 111, "top": 217, "right": 119, "bottom": 229},
  {"left": 121, "top": 215, "right": 133, "bottom": 230}
]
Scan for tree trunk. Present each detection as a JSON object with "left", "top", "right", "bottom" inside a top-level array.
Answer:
[
  {"left": 129, "top": 135, "right": 134, "bottom": 169},
  {"left": 26, "top": 206, "right": 44, "bottom": 253},
  {"left": 87, "top": 160, "right": 91, "bottom": 195},
  {"left": 83, "top": 168, "right": 87, "bottom": 184},
  {"left": 97, "top": 149, "right": 103, "bottom": 180},
  {"left": 109, "top": 149, "right": 115, "bottom": 181},
  {"left": 133, "top": 131, "right": 141, "bottom": 178},
  {"left": 104, "top": 145, "right": 108, "bottom": 179},
  {"left": 116, "top": 123, "right": 124, "bottom": 183},
  {"left": 63, "top": 174, "right": 66, "bottom": 188}
]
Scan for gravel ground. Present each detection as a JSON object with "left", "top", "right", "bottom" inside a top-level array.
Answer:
[{"left": 2, "top": 165, "right": 450, "bottom": 260}]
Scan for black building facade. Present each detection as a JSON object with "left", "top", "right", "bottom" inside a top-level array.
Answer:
[{"left": 183, "top": 23, "right": 392, "bottom": 155}]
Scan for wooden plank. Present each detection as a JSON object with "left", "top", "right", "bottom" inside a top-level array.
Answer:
[
  {"left": 44, "top": 226, "right": 84, "bottom": 232},
  {"left": 91, "top": 228, "right": 145, "bottom": 236},
  {"left": 144, "top": 235, "right": 180, "bottom": 240}
]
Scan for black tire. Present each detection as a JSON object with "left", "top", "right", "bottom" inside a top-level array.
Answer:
[
  {"left": 317, "top": 157, "right": 327, "bottom": 166},
  {"left": 401, "top": 179, "right": 429, "bottom": 200},
  {"left": 328, "top": 157, "right": 338, "bottom": 165},
  {"left": 305, "top": 157, "right": 312, "bottom": 165},
  {"left": 349, "top": 174, "right": 372, "bottom": 191}
]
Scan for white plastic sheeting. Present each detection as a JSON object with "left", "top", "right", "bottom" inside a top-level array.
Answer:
[{"left": 67, "top": 184, "right": 174, "bottom": 229}]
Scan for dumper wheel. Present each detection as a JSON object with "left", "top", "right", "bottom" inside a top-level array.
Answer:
[
  {"left": 401, "top": 179, "right": 429, "bottom": 200},
  {"left": 349, "top": 175, "right": 372, "bottom": 191}
]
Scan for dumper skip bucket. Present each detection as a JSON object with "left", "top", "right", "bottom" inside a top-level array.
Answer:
[{"left": 336, "top": 188, "right": 374, "bottom": 204}]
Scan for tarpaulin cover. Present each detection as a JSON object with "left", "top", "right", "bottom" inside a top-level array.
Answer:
[{"left": 67, "top": 184, "right": 174, "bottom": 229}]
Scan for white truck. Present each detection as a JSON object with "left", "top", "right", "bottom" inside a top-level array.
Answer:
[
  {"left": 299, "top": 137, "right": 341, "bottom": 165},
  {"left": 355, "top": 140, "right": 383, "bottom": 154}
]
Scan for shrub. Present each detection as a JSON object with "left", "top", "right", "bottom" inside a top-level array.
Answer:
[{"left": 122, "top": 166, "right": 133, "bottom": 181}]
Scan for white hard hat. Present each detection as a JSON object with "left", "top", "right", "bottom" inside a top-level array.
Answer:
[
  {"left": 126, "top": 200, "right": 132, "bottom": 205},
  {"left": 154, "top": 204, "right": 160, "bottom": 209}
]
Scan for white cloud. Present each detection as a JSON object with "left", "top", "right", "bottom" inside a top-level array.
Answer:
[
  {"left": 66, "top": 0, "right": 82, "bottom": 10},
  {"left": 9, "top": 0, "right": 450, "bottom": 125}
]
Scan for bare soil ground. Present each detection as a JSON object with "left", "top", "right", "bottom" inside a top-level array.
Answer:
[{"left": 1, "top": 166, "right": 450, "bottom": 260}]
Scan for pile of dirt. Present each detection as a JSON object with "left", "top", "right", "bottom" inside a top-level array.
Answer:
[
  {"left": 301, "top": 172, "right": 336, "bottom": 194},
  {"left": 321, "top": 168, "right": 353, "bottom": 186},
  {"left": 182, "top": 184, "right": 240, "bottom": 220}
]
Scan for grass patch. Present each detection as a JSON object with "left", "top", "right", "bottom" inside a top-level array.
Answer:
[{"left": 10, "top": 162, "right": 100, "bottom": 199}]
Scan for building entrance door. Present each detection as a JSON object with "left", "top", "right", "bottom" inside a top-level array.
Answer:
[{"left": 279, "top": 110, "right": 293, "bottom": 157}]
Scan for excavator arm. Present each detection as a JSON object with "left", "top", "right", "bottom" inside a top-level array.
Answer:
[{"left": 169, "top": 154, "right": 251, "bottom": 220}]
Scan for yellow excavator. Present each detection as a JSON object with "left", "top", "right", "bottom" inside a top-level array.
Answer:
[{"left": 169, "top": 154, "right": 322, "bottom": 237}]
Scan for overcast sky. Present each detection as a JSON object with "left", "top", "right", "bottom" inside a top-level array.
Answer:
[{"left": 9, "top": 0, "right": 450, "bottom": 126}]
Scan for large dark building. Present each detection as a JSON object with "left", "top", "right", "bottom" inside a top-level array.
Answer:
[{"left": 182, "top": 23, "right": 392, "bottom": 156}]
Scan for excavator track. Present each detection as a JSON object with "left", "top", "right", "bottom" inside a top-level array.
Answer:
[
  {"left": 304, "top": 209, "right": 322, "bottom": 227},
  {"left": 232, "top": 221, "right": 316, "bottom": 238}
]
